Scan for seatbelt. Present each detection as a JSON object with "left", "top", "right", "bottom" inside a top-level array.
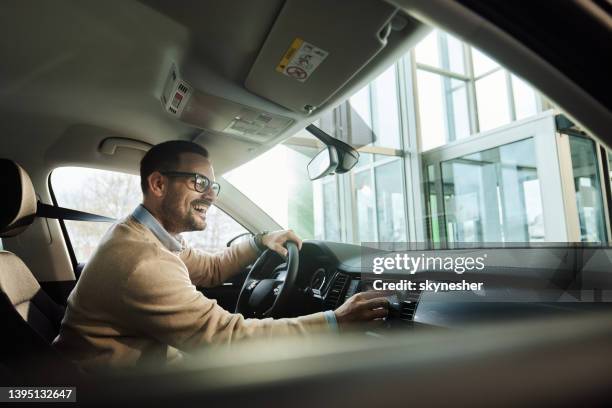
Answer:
[{"left": 36, "top": 202, "right": 116, "bottom": 223}]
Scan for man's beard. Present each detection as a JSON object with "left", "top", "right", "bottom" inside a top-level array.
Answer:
[{"left": 160, "top": 194, "right": 206, "bottom": 234}]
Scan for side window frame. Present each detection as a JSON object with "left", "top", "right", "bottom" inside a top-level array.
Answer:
[{"left": 48, "top": 166, "right": 253, "bottom": 273}]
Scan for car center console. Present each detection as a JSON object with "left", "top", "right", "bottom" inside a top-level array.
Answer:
[{"left": 317, "top": 270, "right": 422, "bottom": 326}]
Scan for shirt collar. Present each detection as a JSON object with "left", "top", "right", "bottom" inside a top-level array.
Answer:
[{"left": 131, "top": 204, "right": 184, "bottom": 252}]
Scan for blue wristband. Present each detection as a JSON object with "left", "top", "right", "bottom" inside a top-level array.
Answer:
[{"left": 323, "top": 310, "right": 338, "bottom": 332}]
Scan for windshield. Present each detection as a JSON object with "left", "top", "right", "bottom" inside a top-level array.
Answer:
[{"left": 226, "top": 29, "right": 610, "bottom": 246}]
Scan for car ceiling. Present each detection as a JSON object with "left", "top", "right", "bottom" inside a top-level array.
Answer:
[
  {"left": 0, "top": 0, "right": 426, "bottom": 176},
  {"left": 0, "top": 0, "right": 195, "bottom": 171},
  {"left": 142, "top": 0, "right": 285, "bottom": 84}
]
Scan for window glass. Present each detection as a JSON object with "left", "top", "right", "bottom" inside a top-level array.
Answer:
[
  {"left": 313, "top": 180, "right": 341, "bottom": 242},
  {"left": 182, "top": 207, "right": 248, "bottom": 253},
  {"left": 51, "top": 167, "right": 247, "bottom": 262},
  {"left": 415, "top": 31, "right": 466, "bottom": 75},
  {"left": 348, "top": 85, "right": 372, "bottom": 129},
  {"left": 445, "top": 34, "right": 466, "bottom": 75},
  {"left": 52, "top": 167, "right": 141, "bottom": 262},
  {"left": 417, "top": 70, "right": 470, "bottom": 151},
  {"left": 417, "top": 69, "right": 449, "bottom": 150},
  {"left": 317, "top": 111, "right": 337, "bottom": 140},
  {"left": 448, "top": 79, "right": 471, "bottom": 140},
  {"left": 347, "top": 85, "right": 375, "bottom": 148},
  {"left": 225, "top": 144, "right": 318, "bottom": 240},
  {"left": 371, "top": 65, "right": 401, "bottom": 149},
  {"left": 227, "top": 143, "right": 406, "bottom": 246},
  {"left": 471, "top": 47, "right": 500, "bottom": 77},
  {"left": 511, "top": 74, "right": 538, "bottom": 120},
  {"left": 415, "top": 31, "right": 439, "bottom": 67},
  {"left": 375, "top": 159, "right": 407, "bottom": 241},
  {"left": 228, "top": 27, "right": 555, "bottom": 249},
  {"left": 354, "top": 169, "right": 376, "bottom": 242},
  {"left": 52, "top": 167, "right": 141, "bottom": 219},
  {"left": 569, "top": 136, "right": 607, "bottom": 242},
  {"left": 475, "top": 70, "right": 511, "bottom": 132},
  {"left": 439, "top": 138, "right": 544, "bottom": 243}
]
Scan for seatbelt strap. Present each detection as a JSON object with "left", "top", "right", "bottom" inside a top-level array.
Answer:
[{"left": 36, "top": 202, "right": 116, "bottom": 223}]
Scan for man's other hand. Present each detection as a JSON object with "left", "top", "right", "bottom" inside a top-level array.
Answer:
[
  {"left": 334, "top": 291, "right": 390, "bottom": 329},
  {"left": 261, "top": 229, "right": 303, "bottom": 257}
]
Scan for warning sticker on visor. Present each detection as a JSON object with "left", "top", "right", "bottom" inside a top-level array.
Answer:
[{"left": 276, "top": 38, "right": 328, "bottom": 83}]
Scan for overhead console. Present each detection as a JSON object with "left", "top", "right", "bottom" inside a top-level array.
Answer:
[
  {"left": 157, "top": 0, "right": 427, "bottom": 149},
  {"left": 245, "top": 0, "right": 405, "bottom": 114},
  {"left": 161, "top": 63, "right": 294, "bottom": 145}
]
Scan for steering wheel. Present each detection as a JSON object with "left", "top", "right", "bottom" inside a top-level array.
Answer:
[{"left": 235, "top": 241, "right": 299, "bottom": 318}]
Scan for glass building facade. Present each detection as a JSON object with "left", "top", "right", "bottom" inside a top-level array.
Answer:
[{"left": 227, "top": 29, "right": 612, "bottom": 246}]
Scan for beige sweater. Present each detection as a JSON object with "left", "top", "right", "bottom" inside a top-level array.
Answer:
[{"left": 53, "top": 217, "right": 330, "bottom": 369}]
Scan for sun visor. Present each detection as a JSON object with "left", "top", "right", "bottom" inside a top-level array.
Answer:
[
  {"left": 161, "top": 64, "right": 294, "bottom": 144},
  {"left": 245, "top": 0, "right": 399, "bottom": 114}
]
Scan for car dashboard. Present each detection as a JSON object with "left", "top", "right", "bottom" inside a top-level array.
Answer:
[{"left": 294, "top": 241, "right": 612, "bottom": 331}]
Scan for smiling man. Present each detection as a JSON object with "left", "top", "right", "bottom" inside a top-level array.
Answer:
[{"left": 53, "top": 140, "right": 388, "bottom": 370}]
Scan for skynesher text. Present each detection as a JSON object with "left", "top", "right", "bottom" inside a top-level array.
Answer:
[{"left": 373, "top": 279, "right": 483, "bottom": 292}]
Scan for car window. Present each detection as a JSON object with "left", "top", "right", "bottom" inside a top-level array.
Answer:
[
  {"left": 225, "top": 28, "right": 611, "bottom": 246},
  {"left": 50, "top": 167, "right": 248, "bottom": 262}
]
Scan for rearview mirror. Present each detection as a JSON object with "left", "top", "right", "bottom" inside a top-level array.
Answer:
[
  {"left": 335, "top": 148, "right": 359, "bottom": 174},
  {"left": 307, "top": 146, "right": 339, "bottom": 180},
  {"left": 306, "top": 124, "right": 360, "bottom": 178}
]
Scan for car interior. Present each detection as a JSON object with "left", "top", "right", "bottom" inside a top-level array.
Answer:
[{"left": 1, "top": 0, "right": 612, "bottom": 405}]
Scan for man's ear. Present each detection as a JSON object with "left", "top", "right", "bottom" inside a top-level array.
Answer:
[{"left": 147, "top": 171, "right": 166, "bottom": 197}]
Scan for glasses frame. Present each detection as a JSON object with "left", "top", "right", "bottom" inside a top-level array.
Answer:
[{"left": 160, "top": 171, "right": 221, "bottom": 196}]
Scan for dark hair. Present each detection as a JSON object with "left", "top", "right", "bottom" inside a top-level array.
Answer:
[{"left": 140, "top": 140, "right": 209, "bottom": 194}]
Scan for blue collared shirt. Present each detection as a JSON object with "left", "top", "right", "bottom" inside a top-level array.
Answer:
[
  {"left": 131, "top": 204, "right": 183, "bottom": 252},
  {"left": 132, "top": 204, "right": 261, "bottom": 254}
]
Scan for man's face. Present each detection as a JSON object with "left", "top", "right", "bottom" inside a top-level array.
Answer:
[{"left": 160, "top": 152, "right": 217, "bottom": 234}]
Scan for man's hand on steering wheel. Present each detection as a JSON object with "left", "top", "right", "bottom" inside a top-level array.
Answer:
[
  {"left": 236, "top": 230, "right": 302, "bottom": 317},
  {"left": 261, "top": 229, "right": 303, "bottom": 257}
]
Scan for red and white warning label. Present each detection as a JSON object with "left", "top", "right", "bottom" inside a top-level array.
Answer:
[{"left": 276, "top": 38, "right": 329, "bottom": 83}]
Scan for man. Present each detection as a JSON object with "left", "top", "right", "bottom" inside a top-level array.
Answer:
[{"left": 53, "top": 140, "right": 389, "bottom": 369}]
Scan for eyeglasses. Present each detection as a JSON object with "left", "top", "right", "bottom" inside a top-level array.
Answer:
[{"left": 160, "top": 171, "right": 221, "bottom": 196}]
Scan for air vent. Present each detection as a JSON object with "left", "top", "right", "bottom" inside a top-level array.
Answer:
[
  {"left": 323, "top": 272, "right": 348, "bottom": 310},
  {"left": 398, "top": 291, "right": 421, "bottom": 323}
]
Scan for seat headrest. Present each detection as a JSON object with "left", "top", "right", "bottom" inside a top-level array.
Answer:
[{"left": 0, "top": 159, "right": 37, "bottom": 237}]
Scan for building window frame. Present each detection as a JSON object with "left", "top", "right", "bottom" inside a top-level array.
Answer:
[{"left": 421, "top": 111, "right": 567, "bottom": 245}]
